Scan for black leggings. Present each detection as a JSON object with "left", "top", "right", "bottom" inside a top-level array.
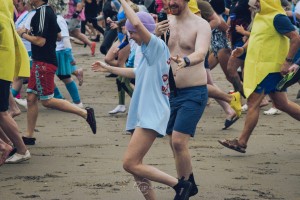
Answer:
[
  {"left": 0, "top": 80, "right": 11, "bottom": 112},
  {"left": 81, "top": 18, "right": 105, "bottom": 35},
  {"left": 57, "top": 75, "right": 71, "bottom": 80},
  {"left": 100, "top": 28, "right": 118, "bottom": 55}
]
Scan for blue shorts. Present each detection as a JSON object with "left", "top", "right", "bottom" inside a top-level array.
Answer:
[
  {"left": 254, "top": 73, "right": 285, "bottom": 94},
  {"left": 166, "top": 85, "right": 208, "bottom": 137}
]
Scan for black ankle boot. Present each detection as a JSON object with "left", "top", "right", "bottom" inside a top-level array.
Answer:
[
  {"left": 91, "top": 35, "right": 100, "bottom": 42},
  {"left": 188, "top": 173, "right": 198, "bottom": 197}
]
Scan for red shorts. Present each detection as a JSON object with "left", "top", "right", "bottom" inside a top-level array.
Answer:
[{"left": 27, "top": 61, "right": 57, "bottom": 100}]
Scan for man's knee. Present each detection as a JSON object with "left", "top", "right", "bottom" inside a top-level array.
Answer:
[
  {"left": 27, "top": 95, "right": 38, "bottom": 107},
  {"left": 171, "top": 136, "right": 189, "bottom": 153}
]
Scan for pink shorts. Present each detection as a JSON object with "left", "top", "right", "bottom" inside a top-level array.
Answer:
[{"left": 27, "top": 61, "right": 57, "bottom": 100}]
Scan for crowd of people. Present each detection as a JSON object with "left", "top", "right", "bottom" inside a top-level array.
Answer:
[{"left": 1, "top": 0, "right": 300, "bottom": 199}]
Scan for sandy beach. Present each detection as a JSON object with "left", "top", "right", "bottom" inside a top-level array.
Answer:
[{"left": 0, "top": 42, "right": 299, "bottom": 200}]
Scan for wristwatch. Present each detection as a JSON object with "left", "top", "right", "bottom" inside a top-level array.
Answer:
[
  {"left": 183, "top": 56, "right": 191, "bottom": 67},
  {"left": 285, "top": 58, "right": 293, "bottom": 63}
]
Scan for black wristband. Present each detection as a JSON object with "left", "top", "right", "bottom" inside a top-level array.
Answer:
[{"left": 286, "top": 57, "right": 293, "bottom": 63}]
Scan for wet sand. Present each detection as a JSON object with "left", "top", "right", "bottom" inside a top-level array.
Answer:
[{"left": 0, "top": 42, "right": 299, "bottom": 200}]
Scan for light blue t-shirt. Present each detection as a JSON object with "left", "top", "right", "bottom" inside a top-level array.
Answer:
[{"left": 126, "top": 34, "right": 171, "bottom": 136}]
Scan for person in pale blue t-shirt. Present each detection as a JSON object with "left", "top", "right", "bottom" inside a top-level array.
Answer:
[{"left": 92, "top": 1, "right": 193, "bottom": 199}]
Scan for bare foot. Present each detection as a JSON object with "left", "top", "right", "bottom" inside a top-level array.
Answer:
[
  {"left": 0, "top": 142, "right": 13, "bottom": 166},
  {"left": 225, "top": 108, "right": 237, "bottom": 121},
  {"left": 74, "top": 68, "right": 84, "bottom": 86}
]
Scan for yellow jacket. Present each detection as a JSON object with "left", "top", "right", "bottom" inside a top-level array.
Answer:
[
  {"left": 243, "top": 0, "right": 289, "bottom": 98},
  {"left": 0, "top": 0, "right": 30, "bottom": 82}
]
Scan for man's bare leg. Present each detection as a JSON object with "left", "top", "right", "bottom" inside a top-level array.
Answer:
[
  {"left": 170, "top": 131, "right": 192, "bottom": 180},
  {"left": 8, "top": 92, "right": 21, "bottom": 118},
  {"left": 217, "top": 48, "right": 231, "bottom": 82},
  {"left": 0, "top": 127, "right": 12, "bottom": 145},
  {"left": 26, "top": 93, "right": 39, "bottom": 138},
  {"left": 0, "top": 138, "right": 13, "bottom": 166},
  {"left": 238, "top": 92, "right": 266, "bottom": 146},
  {"left": 270, "top": 92, "right": 300, "bottom": 120},
  {"left": 227, "top": 56, "right": 244, "bottom": 95},
  {"left": 0, "top": 111, "right": 27, "bottom": 155}
]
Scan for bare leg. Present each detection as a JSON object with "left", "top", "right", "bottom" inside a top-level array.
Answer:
[
  {"left": 208, "top": 52, "right": 219, "bottom": 70},
  {"left": 169, "top": 131, "right": 192, "bottom": 180},
  {"left": 105, "top": 42, "right": 131, "bottom": 67},
  {"left": 217, "top": 48, "right": 231, "bottom": 82},
  {"left": 238, "top": 92, "right": 265, "bottom": 146},
  {"left": 207, "top": 84, "right": 232, "bottom": 103},
  {"left": 123, "top": 128, "right": 178, "bottom": 199},
  {"left": 70, "top": 28, "right": 92, "bottom": 47},
  {"left": 0, "top": 111, "right": 27, "bottom": 154},
  {"left": 227, "top": 56, "right": 244, "bottom": 95},
  {"left": 206, "top": 69, "right": 236, "bottom": 119},
  {"left": 26, "top": 94, "right": 87, "bottom": 139},
  {"left": 105, "top": 40, "right": 121, "bottom": 65},
  {"left": 0, "top": 127, "right": 12, "bottom": 145},
  {"left": 26, "top": 93, "right": 39, "bottom": 138},
  {"left": 8, "top": 92, "right": 21, "bottom": 118},
  {"left": 270, "top": 92, "right": 300, "bottom": 120},
  {"left": 0, "top": 138, "right": 13, "bottom": 166},
  {"left": 11, "top": 77, "right": 24, "bottom": 94},
  {"left": 133, "top": 175, "right": 156, "bottom": 200}
]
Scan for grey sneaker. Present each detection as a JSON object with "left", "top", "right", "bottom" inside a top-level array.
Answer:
[{"left": 5, "top": 150, "right": 31, "bottom": 164}]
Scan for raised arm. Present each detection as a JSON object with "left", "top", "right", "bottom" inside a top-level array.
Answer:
[{"left": 119, "top": 0, "right": 152, "bottom": 44}]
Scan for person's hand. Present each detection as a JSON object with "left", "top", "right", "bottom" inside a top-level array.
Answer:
[
  {"left": 288, "top": 63, "right": 299, "bottom": 73},
  {"left": 280, "top": 61, "right": 292, "bottom": 75},
  {"left": 231, "top": 47, "right": 244, "bottom": 58},
  {"left": 106, "top": 17, "right": 112, "bottom": 24},
  {"left": 171, "top": 55, "right": 186, "bottom": 76},
  {"left": 110, "top": 22, "right": 118, "bottom": 29},
  {"left": 155, "top": 20, "right": 169, "bottom": 37},
  {"left": 91, "top": 61, "right": 109, "bottom": 72},
  {"left": 17, "top": 27, "right": 27, "bottom": 36},
  {"left": 235, "top": 25, "right": 245, "bottom": 35}
]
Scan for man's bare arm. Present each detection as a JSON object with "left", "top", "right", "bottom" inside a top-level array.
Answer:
[
  {"left": 187, "top": 20, "right": 211, "bottom": 66},
  {"left": 281, "top": 30, "right": 300, "bottom": 74}
]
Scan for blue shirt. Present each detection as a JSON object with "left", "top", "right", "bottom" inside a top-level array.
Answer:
[
  {"left": 126, "top": 34, "right": 171, "bottom": 136},
  {"left": 273, "top": 14, "right": 296, "bottom": 34}
]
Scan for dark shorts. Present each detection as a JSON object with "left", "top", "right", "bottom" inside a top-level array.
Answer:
[
  {"left": 0, "top": 80, "right": 11, "bottom": 112},
  {"left": 166, "top": 85, "right": 208, "bottom": 137},
  {"left": 254, "top": 73, "right": 285, "bottom": 94},
  {"left": 233, "top": 40, "right": 246, "bottom": 60},
  {"left": 27, "top": 61, "right": 57, "bottom": 100}
]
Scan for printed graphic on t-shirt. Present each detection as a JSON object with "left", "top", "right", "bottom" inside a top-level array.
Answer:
[{"left": 162, "top": 74, "right": 170, "bottom": 96}]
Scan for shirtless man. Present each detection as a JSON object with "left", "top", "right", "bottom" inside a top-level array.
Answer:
[{"left": 157, "top": 0, "right": 211, "bottom": 196}]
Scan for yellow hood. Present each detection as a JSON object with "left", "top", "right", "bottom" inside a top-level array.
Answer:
[{"left": 259, "top": 0, "right": 285, "bottom": 15}]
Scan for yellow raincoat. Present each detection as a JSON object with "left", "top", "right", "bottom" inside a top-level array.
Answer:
[
  {"left": 243, "top": 0, "right": 289, "bottom": 98},
  {"left": 0, "top": 0, "right": 30, "bottom": 82}
]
